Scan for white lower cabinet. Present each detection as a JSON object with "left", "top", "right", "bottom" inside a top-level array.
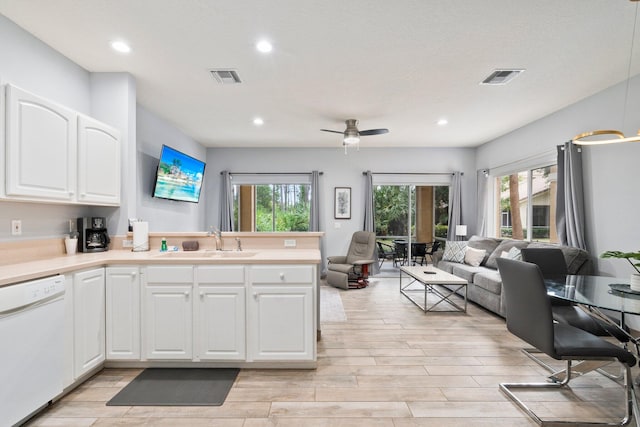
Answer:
[
  {"left": 136, "top": 263, "right": 316, "bottom": 364},
  {"left": 248, "top": 266, "right": 315, "bottom": 361},
  {"left": 106, "top": 266, "right": 140, "bottom": 360},
  {"left": 73, "top": 268, "right": 106, "bottom": 378},
  {"left": 195, "top": 266, "right": 246, "bottom": 360},
  {"left": 143, "top": 266, "right": 193, "bottom": 360}
]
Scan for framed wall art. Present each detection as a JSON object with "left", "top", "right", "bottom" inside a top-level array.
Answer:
[{"left": 334, "top": 187, "right": 351, "bottom": 219}]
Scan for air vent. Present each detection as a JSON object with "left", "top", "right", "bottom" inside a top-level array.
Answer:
[
  {"left": 480, "top": 69, "right": 524, "bottom": 85},
  {"left": 208, "top": 69, "right": 242, "bottom": 84}
]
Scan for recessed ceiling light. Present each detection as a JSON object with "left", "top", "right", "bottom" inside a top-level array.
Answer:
[
  {"left": 437, "top": 118, "right": 448, "bottom": 126},
  {"left": 253, "top": 117, "right": 264, "bottom": 126},
  {"left": 256, "top": 40, "right": 273, "bottom": 53},
  {"left": 111, "top": 40, "right": 131, "bottom": 54}
]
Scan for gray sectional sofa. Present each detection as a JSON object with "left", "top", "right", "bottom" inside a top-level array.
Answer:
[{"left": 432, "top": 235, "right": 593, "bottom": 317}]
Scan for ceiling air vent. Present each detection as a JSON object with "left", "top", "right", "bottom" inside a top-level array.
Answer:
[
  {"left": 208, "top": 69, "right": 242, "bottom": 85},
  {"left": 480, "top": 69, "right": 524, "bottom": 85}
]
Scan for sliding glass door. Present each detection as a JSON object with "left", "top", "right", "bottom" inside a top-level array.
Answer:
[{"left": 374, "top": 183, "right": 448, "bottom": 271}]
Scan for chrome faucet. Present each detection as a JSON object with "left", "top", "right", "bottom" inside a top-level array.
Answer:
[
  {"left": 235, "top": 237, "right": 242, "bottom": 252},
  {"left": 208, "top": 227, "right": 223, "bottom": 251}
]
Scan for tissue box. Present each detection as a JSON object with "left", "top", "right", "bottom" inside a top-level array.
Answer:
[{"left": 182, "top": 240, "right": 199, "bottom": 251}]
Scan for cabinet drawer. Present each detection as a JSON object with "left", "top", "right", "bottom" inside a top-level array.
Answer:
[
  {"left": 145, "top": 266, "right": 193, "bottom": 284},
  {"left": 197, "top": 266, "right": 245, "bottom": 284},
  {"left": 250, "top": 265, "right": 313, "bottom": 284}
]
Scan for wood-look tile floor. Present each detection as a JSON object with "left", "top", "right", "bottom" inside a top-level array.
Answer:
[{"left": 27, "top": 277, "right": 638, "bottom": 426}]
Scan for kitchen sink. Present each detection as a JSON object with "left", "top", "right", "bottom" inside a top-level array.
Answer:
[
  {"left": 214, "top": 251, "right": 257, "bottom": 258},
  {"left": 155, "top": 250, "right": 257, "bottom": 258}
]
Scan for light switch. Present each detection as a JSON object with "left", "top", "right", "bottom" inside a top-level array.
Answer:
[{"left": 334, "top": 222, "right": 341, "bottom": 229}]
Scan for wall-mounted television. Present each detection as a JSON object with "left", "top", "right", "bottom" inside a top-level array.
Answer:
[{"left": 152, "top": 145, "right": 206, "bottom": 203}]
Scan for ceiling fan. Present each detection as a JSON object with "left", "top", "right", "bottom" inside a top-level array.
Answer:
[{"left": 321, "top": 119, "right": 389, "bottom": 152}]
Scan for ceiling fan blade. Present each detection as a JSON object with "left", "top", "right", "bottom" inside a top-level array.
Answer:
[
  {"left": 359, "top": 128, "right": 389, "bottom": 136},
  {"left": 320, "top": 129, "right": 344, "bottom": 134}
]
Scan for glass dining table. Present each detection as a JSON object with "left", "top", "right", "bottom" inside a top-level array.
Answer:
[{"left": 545, "top": 274, "right": 640, "bottom": 317}]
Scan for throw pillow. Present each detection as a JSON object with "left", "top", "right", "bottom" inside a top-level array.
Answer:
[
  {"left": 464, "top": 246, "right": 486, "bottom": 267},
  {"left": 442, "top": 241, "right": 468, "bottom": 263},
  {"left": 506, "top": 246, "right": 522, "bottom": 260},
  {"left": 485, "top": 239, "right": 529, "bottom": 269},
  {"left": 467, "top": 236, "right": 500, "bottom": 265}
]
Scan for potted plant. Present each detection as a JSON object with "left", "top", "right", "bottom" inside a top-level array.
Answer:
[{"left": 601, "top": 250, "right": 640, "bottom": 291}]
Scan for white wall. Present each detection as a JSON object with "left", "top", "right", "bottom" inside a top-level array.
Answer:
[
  {"left": 136, "top": 105, "right": 207, "bottom": 232},
  {"left": 88, "top": 72, "right": 137, "bottom": 235},
  {"left": 477, "top": 76, "right": 640, "bottom": 278},
  {"left": 204, "top": 147, "right": 477, "bottom": 266}
]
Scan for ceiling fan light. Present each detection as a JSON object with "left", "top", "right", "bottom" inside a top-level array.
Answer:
[{"left": 343, "top": 135, "right": 360, "bottom": 145}]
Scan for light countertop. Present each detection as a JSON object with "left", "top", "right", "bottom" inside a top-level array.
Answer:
[{"left": 1, "top": 248, "right": 322, "bottom": 287}]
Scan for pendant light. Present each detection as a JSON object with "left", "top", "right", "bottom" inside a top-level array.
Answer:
[{"left": 573, "top": 0, "right": 640, "bottom": 145}]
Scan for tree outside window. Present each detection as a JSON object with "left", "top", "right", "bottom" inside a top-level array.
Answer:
[
  {"left": 495, "top": 165, "right": 557, "bottom": 242},
  {"left": 233, "top": 184, "right": 310, "bottom": 232}
]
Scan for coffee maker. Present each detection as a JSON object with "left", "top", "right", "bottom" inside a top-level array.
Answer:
[{"left": 77, "top": 217, "right": 110, "bottom": 252}]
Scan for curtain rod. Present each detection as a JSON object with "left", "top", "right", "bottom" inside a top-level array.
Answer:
[
  {"left": 362, "top": 172, "right": 462, "bottom": 176},
  {"left": 221, "top": 171, "right": 323, "bottom": 175}
]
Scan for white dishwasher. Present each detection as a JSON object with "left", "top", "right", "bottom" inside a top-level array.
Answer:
[{"left": 0, "top": 275, "right": 65, "bottom": 426}]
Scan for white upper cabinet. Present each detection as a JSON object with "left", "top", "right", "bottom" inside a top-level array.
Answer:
[
  {"left": 3, "top": 84, "right": 121, "bottom": 205},
  {"left": 5, "top": 84, "right": 78, "bottom": 201},
  {"left": 77, "top": 115, "right": 120, "bottom": 205}
]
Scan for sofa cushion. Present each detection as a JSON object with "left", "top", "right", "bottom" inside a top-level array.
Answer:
[
  {"left": 485, "top": 239, "right": 530, "bottom": 269},
  {"left": 442, "top": 241, "right": 468, "bottom": 263},
  {"left": 473, "top": 269, "right": 503, "bottom": 295},
  {"left": 526, "top": 242, "right": 592, "bottom": 274},
  {"left": 435, "top": 260, "right": 457, "bottom": 274},
  {"left": 467, "top": 236, "right": 501, "bottom": 265},
  {"left": 451, "top": 263, "right": 482, "bottom": 283}
]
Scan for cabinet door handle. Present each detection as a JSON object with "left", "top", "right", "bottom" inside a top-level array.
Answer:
[
  {"left": 279, "top": 273, "right": 285, "bottom": 280},
  {"left": 200, "top": 292, "right": 204, "bottom": 298},
  {"left": 184, "top": 291, "right": 189, "bottom": 297},
  {"left": 130, "top": 272, "right": 137, "bottom": 277},
  {"left": 253, "top": 292, "right": 258, "bottom": 298}
]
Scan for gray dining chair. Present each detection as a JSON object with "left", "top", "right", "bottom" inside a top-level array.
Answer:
[
  {"left": 520, "top": 248, "right": 631, "bottom": 345},
  {"left": 496, "top": 258, "right": 636, "bottom": 426}
]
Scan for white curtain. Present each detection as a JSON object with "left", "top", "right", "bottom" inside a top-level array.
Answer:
[
  {"left": 556, "top": 142, "right": 587, "bottom": 250},
  {"left": 219, "top": 170, "right": 234, "bottom": 232},
  {"left": 447, "top": 172, "right": 463, "bottom": 241}
]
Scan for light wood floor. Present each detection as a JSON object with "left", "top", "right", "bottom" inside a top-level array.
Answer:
[{"left": 27, "top": 277, "right": 636, "bottom": 426}]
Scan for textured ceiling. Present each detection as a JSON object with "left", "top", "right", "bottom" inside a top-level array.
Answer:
[{"left": 1, "top": 0, "right": 639, "bottom": 148}]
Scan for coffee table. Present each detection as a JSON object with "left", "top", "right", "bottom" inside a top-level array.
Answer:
[{"left": 399, "top": 265, "right": 468, "bottom": 313}]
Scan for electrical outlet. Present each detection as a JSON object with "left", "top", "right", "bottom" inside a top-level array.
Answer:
[
  {"left": 122, "top": 239, "right": 133, "bottom": 248},
  {"left": 284, "top": 239, "right": 296, "bottom": 248},
  {"left": 11, "top": 219, "right": 22, "bottom": 236}
]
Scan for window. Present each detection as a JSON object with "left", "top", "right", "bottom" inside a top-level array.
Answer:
[
  {"left": 233, "top": 184, "right": 311, "bottom": 232},
  {"left": 494, "top": 165, "right": 557, "bottom": 242}
]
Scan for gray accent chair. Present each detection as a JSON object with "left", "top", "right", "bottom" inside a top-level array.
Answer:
[
  {"left": 327, "top": 231, "right": 376, "bottom": 289},
  {"left": 496, "top": 258, "right": 636, "bottom": 427}
]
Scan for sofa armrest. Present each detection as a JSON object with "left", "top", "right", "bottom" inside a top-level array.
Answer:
[
  {"left": 327, "top": 256, "right": 348, "bottom": 264},
  {"left": 432, "top": 250, "right": 444, "bottom": 266},
  {"left": 353, "top": 259, "right": 376, "bottom": 266}
]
